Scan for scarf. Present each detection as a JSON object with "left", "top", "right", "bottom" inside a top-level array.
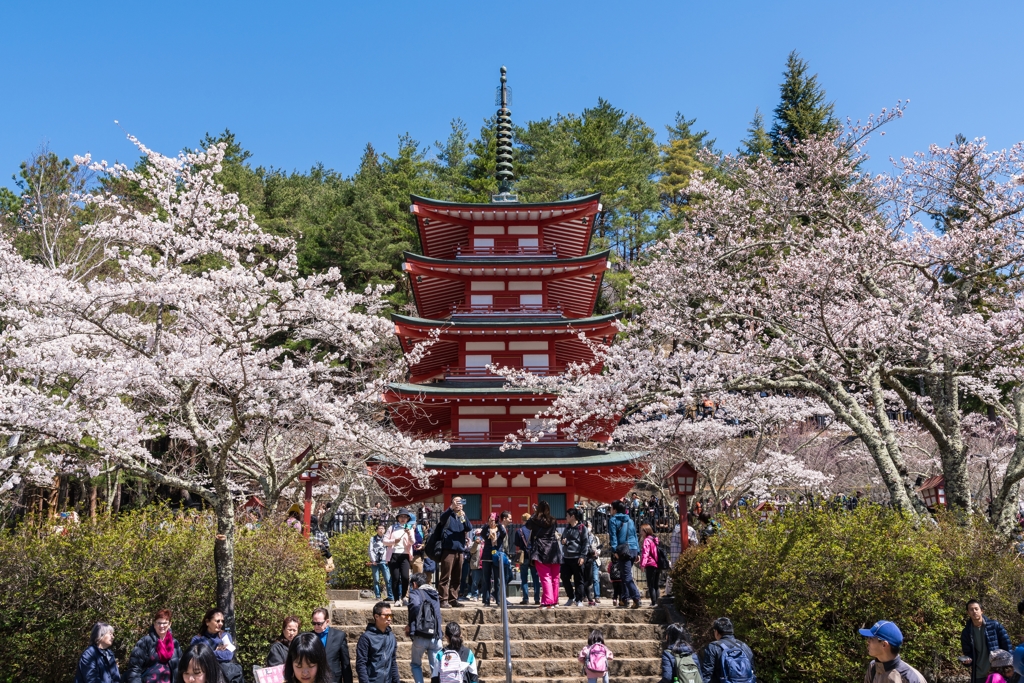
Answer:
[{"left": 156, "top": 629, "right": 175, "bottom": 663}]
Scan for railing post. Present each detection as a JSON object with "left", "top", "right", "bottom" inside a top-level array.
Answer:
[{"left": 497, "top": 550, "right": 513, "bottom": 683}]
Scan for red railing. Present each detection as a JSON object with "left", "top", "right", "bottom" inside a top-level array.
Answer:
[
  {"left": 448, "top": 430, "right": 567, "bottom": 443},
  {"left": 444, "top": 364, "right": 566, "bottom": 379},
  {"left": 454, "top": 244, "right": 558, "bottom": 258},
  {"left": 449, "top": 303, "right": 564, "bottom": 318}
]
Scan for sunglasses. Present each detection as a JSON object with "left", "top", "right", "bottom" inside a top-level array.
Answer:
[{"left": 312, "top": 621, "right": 326, "bottom": 627}]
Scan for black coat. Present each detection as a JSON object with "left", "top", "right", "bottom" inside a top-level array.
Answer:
[
  {"left": 127, "top": 628, "right": 181, "bottom": 683},
  {"left": 320, "top": 628, "right": 354, "bottom": 683},
  {"left": 525, "top": 517, "right": 561, "bottom": 565},
  {"left": 266, "top": 639, "right": 290, "bottom": 668},
  {"left": 75, "top": 646, "right": 122, "bottom": 683}
]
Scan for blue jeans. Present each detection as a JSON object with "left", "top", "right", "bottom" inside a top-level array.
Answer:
[
  {"left": 469, "top": 567, "right": 483, "bottom": 597},
  {"left": 371, "top": 563, "right": 394, "bottom": 600},
  {"left": 520, "top": 562, "right": 540, "bottom": 602},
  {"left": 410, "top": 635, "right": 441, "bottom": 683},
  {"left": 618, "top": 556, "right": 641, "bottom": 603},
  {"left": 591, "top": 559, "right": 601, "bottom": 598}
]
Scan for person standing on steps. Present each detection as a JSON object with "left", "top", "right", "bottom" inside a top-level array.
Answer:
[
  {"left": 436, "top": 495, "right": 473, "bottom": 608},
  {"left": 481, "top": 512, "right": 508, "bottom": 607},
  {"left": 311, "top": 607, "right": 353, "bottom": 683},
  {"left": 385, "top": 509, "right": 416, "bottom": 606},
  {"left": 370, "top": 525, "right": 395, "bottom": 602},
  {"left": 516, "top": 513, "right": 540, "bottom": 605},
  {"left": 639, "top": 523, "right": 664, "bottom": 607},
  {"left": 560, "top": 507, "right": 589, "bottom": 607},
  {"left": 608, "top": 500, "right": 642, "bottom": 608},
  {"left": 407, "top": 573, "right": 443, "bottom": 683},
  {"left": 429, "top": 623, "right": 478, "bottom": 683},
  {"left": 355, "top": 602, "right": 399, "bottom": 683},
  {"left": 525, "top": 500, "right": 562, "bottom": 609},
  {"left": 699, "top": 617, "right": 756, "bottom": 683},
  {"left": 859, "top": 620, "right": 925, "bottom": 683},
  {"left": 585, "top": 520, "right": 601, "bottom": 605},
  {"left": 659, "top": 623, "right": 701, "bottom": 683},
  {"left": 578, "top": 629, "right": 613, "bottom": 683},
  {"left": 962, "top": 599, "right": 1012, "bottom": 683}
]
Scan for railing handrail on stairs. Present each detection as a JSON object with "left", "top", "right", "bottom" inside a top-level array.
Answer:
[{"left": 495, "top": 550, "right": 513, "bottom": 683}]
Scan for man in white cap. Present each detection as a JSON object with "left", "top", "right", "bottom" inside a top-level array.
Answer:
[{"left": 859, "top": 620, "right": 926, "bottom": 683}]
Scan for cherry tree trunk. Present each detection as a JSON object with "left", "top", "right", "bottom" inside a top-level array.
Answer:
[{"left": 214, "top": 497, "right": 237, "bottom": 632}]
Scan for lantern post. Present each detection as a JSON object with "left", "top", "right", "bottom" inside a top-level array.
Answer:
[
  {"left": 667, "top": 461, "right": 698, "bottom": 551},
  {"left": 293, "top": 445, "right": 317, "bottom": 539}
]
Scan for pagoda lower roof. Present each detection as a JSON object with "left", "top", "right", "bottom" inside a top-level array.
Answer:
[
  {"left": 403, "top": 250, "right": 610, "bottom": 274},
  {"left": 392, "top": 312, "right": 620, "bottom": 330},
  {"left": 421, "top": 445, "right": 647, "bottom": 469},
  {"left": 387, "top": 382, "right": 550, "bottom": 397},
  {"left": 410, "top": 193, "right": 602, "bottom": 215}
]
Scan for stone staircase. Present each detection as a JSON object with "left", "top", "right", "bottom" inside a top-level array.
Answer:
[{"left": 331, "top": 604, "right": 667, "bottom": 683}]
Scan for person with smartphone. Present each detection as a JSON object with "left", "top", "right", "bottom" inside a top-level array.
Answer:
[{"left": 384, "top": 508, "right": 416, "bottom": 605}]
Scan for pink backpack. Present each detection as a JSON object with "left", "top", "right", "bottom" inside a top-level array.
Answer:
[{"left": 586, "top": 644, "right": 609, "bottom": 673}]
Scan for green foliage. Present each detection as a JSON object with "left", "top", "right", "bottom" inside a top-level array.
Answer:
[
  {"left": 672, "top": 508, "right": 1024, "bottom": 683},
  {"left": 739, "top": 108, "right": 773, "bottom": 159},
  {"left": 0, "top": 508, "right": 325, "bottom": 683},
  {"left": 769, "top": 51, "right": 839, "bottom": 160},
  {"left": 328, "top": 526, "right": 375, "bottom": 589}
]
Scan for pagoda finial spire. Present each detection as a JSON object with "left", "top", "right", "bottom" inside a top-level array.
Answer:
[{"left": 493, "top": 65, "right": 517, "bottom": 202}]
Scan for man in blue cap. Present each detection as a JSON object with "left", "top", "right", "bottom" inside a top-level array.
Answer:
[{"left": 859, "top": 620, "right": 926, "bottom": 683}]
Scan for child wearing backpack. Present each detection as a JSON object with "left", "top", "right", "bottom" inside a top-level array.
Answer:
[
  {"left": 578, "top": 629, "right": 613, "bottom": 683},
  {"left": 659, "top": 623, "right": 701, "bottom": 683},
  {"left": 431, "top": 622, "right": 478, "bottom": 683},
  {"left": 607, "top": 555, "right": 622, "bottom": 606}
]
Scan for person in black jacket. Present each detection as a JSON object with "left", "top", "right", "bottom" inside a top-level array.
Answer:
[
  {"left": 525, "top": 501, "right": 562, "bottom": 608},
  {"left": 435, "top": 496, "right": 473, "bottom": 608},
  {"left": 127, "top": 609, "right": 181, "bottom": 683},
  {"left": 699, "top": 617, "right": 756, "bottom": 683},
  {"left": 659, "top": 623, "right": 701, "bottom": 683},
  {"left": 559, "top": 508, "right": 589, "bottom": 607},
  {"left": 515, "top": 514, "right": 540, "bottom": 605},
  {"left": 355, "top": 603, "right": 400, "bottom": 683},
  {"left": 267, "top": 616, "right": 301, "bottom": 667},
  {"left": 961, "top": 599, "right": 1012, "bottom": 683},
  {"left": 311, "top": 607, "right": 353, "bottom": 683},
  {"left": 75, "top": 622, "right": 121, "bottom": 683},
  {"left": 407, "top": 573, "right": 443, "bottom": 683},
  {"left": 481, "top": 512, "right": 508, "bottom": 607}
]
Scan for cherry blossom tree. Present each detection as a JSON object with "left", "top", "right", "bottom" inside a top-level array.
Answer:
[{"left": 0, "top": 136, "right": 441, "bottom": 625}]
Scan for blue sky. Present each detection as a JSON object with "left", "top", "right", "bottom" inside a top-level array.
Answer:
[{"left": 2, "top": 0, "right": 1021, "bottom": 188}]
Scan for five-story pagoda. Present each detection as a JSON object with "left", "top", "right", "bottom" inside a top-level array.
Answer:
[{"left": 373, "top": 68, "right": 644, "bottom": 522}]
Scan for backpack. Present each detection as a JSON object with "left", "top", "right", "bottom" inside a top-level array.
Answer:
[
  {"left": 671, "top": 652, "right": 701, "bottom": 683},
  {"left": 413, "top": 589, "right": 440, "bottom": 638},
  {"left": 424, "top": 522, "right": 444, "bottom": 561},
  {"left": 655, "top": 538, "right": 671, "bottom": 571},
  {"left": 438, "top": 648, "right": 469, "bottom": 683},
  {"left": 716, "top": 640, "right": 754, "bottom": 683},
  {"left": 585, "top": 644, "right": 609, "bottom": 673}
]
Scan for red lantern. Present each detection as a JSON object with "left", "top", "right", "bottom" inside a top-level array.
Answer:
[
  {"left": 666, "top": 461, "right": 698, "bottom": 551},
  {"left": 918, "top": 475, "right": 946, "bottom": 508}
]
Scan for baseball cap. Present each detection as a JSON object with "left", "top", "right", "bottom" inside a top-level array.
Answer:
[
  {"left": 991, "top": 649, "right": 1012, "bottom": 668},
  {"left": 858, "top": 620, "right": 904, "bottom": 647}
]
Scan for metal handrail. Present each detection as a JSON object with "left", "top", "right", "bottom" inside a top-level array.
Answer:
[
  {"left": 454, "top": 244, "right": 558, "bottom": 258},
  {"left": 449, "top": 430, "right": 566, "bottom": 443},
  {"left": 496, "top": 550, "right": 513, "bottom": 683},
  {"left": 450, "top": 303, "right": 563, "bottom": 317},
  {"left": 444, "top": 364, "right": 565, "bottom": 378}
]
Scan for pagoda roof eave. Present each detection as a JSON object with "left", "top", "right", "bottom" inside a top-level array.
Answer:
[
  {"left": 372, "top": 446, "right": 646, "bottom": 469},
  {"left": 410, "top": 193, "right": 602, "bottom": 211},
  {"left": 391, "top": 312, "right": 621, "bottom": 329},
  {"left": 386, "top": 382, "right": 552, "bottom": 397}
]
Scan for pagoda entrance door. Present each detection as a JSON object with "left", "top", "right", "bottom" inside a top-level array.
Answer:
[{"left": 490, "top": 495, "right": 530, "bottom": 519}]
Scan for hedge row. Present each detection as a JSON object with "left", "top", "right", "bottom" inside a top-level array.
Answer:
[
  {"left": 0, "top": 508, "right": 326, "bottom": 683},
  {"left": 671, "top": 507, "right": 1024, "bottom": 683}
]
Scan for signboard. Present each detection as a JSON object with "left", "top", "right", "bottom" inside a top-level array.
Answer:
[
  {"left": 253, "top": 665, "right": 285, "bottom": 683},
  {"left": 299, "top": 461, "right": 321, "bottom": 482}
]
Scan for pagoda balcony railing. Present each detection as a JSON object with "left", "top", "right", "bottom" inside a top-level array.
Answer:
[
  {"left": 448, "top": 430, "right": 570, "bottom": 444},
  {"left": 449, "top": 303, "right": 564, "bottom": 318},
  {"left": 444, "top": 364, "right": 567, "bottom": 379},
  {"left": 454, "top": 244, "right": 558, "bottom": 259}
]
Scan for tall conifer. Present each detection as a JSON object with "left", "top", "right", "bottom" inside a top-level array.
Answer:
[{"left": 769, "top": 51, "right": 838, "bottom": 160}]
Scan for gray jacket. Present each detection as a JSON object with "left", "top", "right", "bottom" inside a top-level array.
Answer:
[
  {"left": 561, "top": 522, "right": 589, "bottom": 560},
  {"left": 355, "top": 625, "right": 399, "bottom": 683}
]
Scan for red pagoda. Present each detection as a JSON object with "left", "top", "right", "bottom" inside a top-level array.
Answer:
[{"left": 373, "top": 67, "right": 644, "bottom": 521}]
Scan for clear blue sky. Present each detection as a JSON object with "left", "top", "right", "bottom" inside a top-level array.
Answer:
[{"left": 2, "top": 0, "right": 1021, "bottom": 188}]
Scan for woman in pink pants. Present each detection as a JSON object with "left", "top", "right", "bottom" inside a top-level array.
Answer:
[{"left": 525, "top": 501, "right": 562, "bottom": 608}]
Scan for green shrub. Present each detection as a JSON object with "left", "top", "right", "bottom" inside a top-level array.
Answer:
[
  {"left": 0, "top": 508, "right": 325, "bottom": 683},
  {"left": 328, "top": 527, "right": 374, "bottom": 589},
  {"left": 671, "top": 507, "right": 1024, "bottom": 683}
]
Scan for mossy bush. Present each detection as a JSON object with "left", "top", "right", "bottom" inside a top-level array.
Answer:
[
  {"left": 328, "top": 527, "right": 374, "bottom": 589},
  {"left": 0, "top": 508, "right": 325, "bottom": 683},
  {"left": 671, "top": 507, "right": 1024, "bottom": 683}
]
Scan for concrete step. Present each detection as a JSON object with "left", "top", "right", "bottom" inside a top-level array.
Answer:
[
  {"left": 508, "top": 679, "right": 651, "bottom": 683},
  {"left": 330, "top": 605, "right": 664, "bottom": 628},
  {"left": 355, "top": 638, "right": 662, "bottom": 661},
  {"left": 383, "top": 657, "right": 659, "bottom": 680},
  {"left": 466, "top": 622, "right": 663, "bottom": 642}
]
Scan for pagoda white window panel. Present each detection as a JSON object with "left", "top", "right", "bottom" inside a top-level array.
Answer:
[
  {"left": 460, "top": 406, "right": 506, "bottom": 415},
  {"left": 466, "top": 341, "right": 505, "bottom": 351},
  {"left": 459, "top": 418, "right": 490, "bottom": 434},
  {"left": 525, "top": 418, "right": 548, "bottom": 432},
  {"left": 474, "top": 226, "right": 504, "bottom": 235},
  {"left": 510, "top": 405, "right": 550, "bottom": 415},
  {"left": 465, "top": 354, "right": 491, "bottom": 367},
  {"left": 473, "top": 238, "right": 495, "bottom": 249},
  {"left": 520, "top": 294, "right": 543, "bottom": 307},
  {"left": 523, "top": 354, "right": 549, "bottom": 370},
  {"left": 508, "top": 226, "right": 538, "bottom": 235},
  {"left": 470, "top": 294, "right": 493, "bottom": 308},
  {"left": 471, "top": 281, "right": 505, "bottom": 291},
  {"left": 518, "top": 237, "right": 539, "bottom": 248},
  {"left": 509, "top": 341, "right": 548, "bottom": 351},
  {"left": 508, "top": 281, "right": 542, "bottom": 291}
]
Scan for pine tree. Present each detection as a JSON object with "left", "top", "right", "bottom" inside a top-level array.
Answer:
[
  {"left": 739, "top": 109, "right": 772, "bottom": 159},
  {"left": 769, "top": 51, "right": 838, "bottom": 160}
]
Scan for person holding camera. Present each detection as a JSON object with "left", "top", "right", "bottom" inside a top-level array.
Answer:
[
  {"left": 436, "top": 496, "right": 473, "bottom": 608},
  {"left": 384, "top": 508, "right": 416, "bottom": 606}
]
